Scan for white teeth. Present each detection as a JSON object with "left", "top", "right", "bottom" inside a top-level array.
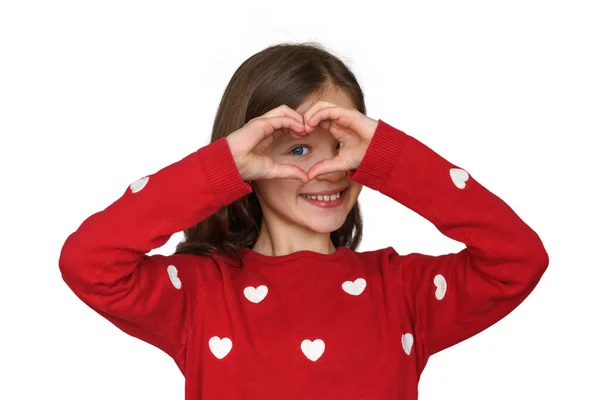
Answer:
[{"left": 301, "top": 191, "right": 342, "bottom": 201}]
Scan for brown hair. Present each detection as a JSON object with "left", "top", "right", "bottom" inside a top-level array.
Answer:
[{"left": 173, "top": 41, "right": 366, "bottom": 267}]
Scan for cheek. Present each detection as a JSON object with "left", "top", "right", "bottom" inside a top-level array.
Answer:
[
  {"left": 347, "top": 184, "right": 362, "bottom": 204},
  {"left": 259, "top": 179, "right": 304, "bottom": 202}
]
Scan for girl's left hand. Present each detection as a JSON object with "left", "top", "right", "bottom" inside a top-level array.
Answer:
[{"left": 301, "top": 101, "right": 379, "bottom": 180}]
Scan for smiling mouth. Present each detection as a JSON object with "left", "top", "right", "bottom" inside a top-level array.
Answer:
[{"left": 299, "top": 187, "right": 348, "bottom": 202}]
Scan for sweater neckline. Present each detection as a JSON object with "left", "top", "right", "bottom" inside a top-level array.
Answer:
[{"left": 240, "top": 245, "right": 349, "bottom": 265}]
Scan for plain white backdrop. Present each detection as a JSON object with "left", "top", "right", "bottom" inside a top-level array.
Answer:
[{"left": 1, "top": 0, "right": 597, "bottom": 399}]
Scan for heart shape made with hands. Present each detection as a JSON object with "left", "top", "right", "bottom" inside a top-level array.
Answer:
[
  {"left": 247, "top": 102, "right": 378, "bottom": 184},
  {"left": 286, "top": 102, "right": 379, "bottom": 181}
]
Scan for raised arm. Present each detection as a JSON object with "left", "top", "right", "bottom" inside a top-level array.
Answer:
[{"left": 348, "top": 120, "right": 549, "bottom": 360}]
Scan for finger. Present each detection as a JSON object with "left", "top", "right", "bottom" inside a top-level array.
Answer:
[
  {"left": 268, "top": 109, "right": 309, "bottom": 140},
  {"left": 318, "top": 120, "right": 331, "bottom": 131},
  {"left": 257, "top": 106, "right": 307, "bottom": 141},
  {"left": 302, "top": 101, "right": 337, "bottom": 125},
  {"left": 272, "top": 128, "right": 304, "bottom": 144},
  {"left": 253, "top": 117, "right": 306, "bottom": 144},
  {"left": 272, "top": 118, "right": 307, "bottom": 142},
  {"left": 306, "top": 157, "right": 346, "bottom": 181},
  {"left": 270, "top": 163, "right": 309, "bottom": 183},
  {"left": 284, "top": 127, "right": 305, "bottom": 140},
  {"left": 306, "top": 106, "right": 346, "bottom": 129},
  {"left": 263, "top": 104, "right": 306, "bottom": 127},
  {"left": 304, "top": 119, "right": 331, "bottom": 134}
]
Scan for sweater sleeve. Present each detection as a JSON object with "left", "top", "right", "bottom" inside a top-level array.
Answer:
[
  {"left": 348, "top": 120, "right": 549, "bottom": 358},
  {"left": 58, "top": 137, "right": 252, "bottom": 364}
]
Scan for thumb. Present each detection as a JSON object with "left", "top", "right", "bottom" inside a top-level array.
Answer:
[
  {"left": 306, "top": 157, "right": 344, "bottom": 181},
  {"left": 269, "top": 162, "right": 309, "bottom": 183}
]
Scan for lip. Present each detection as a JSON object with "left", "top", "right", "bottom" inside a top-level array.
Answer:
[
  {"left": 299, "top": 188, "right": 346, "bottom": 208},
  {"left": 300, "top": 186, "right": 349, "bottom": 196}
]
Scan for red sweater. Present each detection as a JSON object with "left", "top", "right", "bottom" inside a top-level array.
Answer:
[{"left": 59, "top": 120, "right": 549, "bottom": 399}]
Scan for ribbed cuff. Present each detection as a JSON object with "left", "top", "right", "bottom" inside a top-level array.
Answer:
[
  {"left": 195, "top": 136, "right": 253, "bottom": 206},
  {"left": 348, "top": 119, "right": 409, "bottom": 191}
]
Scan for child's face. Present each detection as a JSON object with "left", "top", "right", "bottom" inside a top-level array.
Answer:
[{"left": 251, "top": 87, "right": 363, "bottom": 235}]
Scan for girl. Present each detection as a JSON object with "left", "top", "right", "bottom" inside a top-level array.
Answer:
[{"left": 59, "top": 42, "right": 549, "bottom": 399}]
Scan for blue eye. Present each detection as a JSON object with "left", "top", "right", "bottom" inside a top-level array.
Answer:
[
  {"left": 290, "top": 143, "right": 340, "bottom": 156},
  {"left": 290, "top": 145, "right": 309, "bottom": 156}
]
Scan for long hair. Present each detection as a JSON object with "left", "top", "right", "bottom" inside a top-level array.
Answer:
[{"left": 173, "top": 41, "right": 366, "bottom": 267}]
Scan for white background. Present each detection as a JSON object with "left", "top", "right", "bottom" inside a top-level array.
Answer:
[{"left": 1, "top": 0, "right": 597, "bottom": 399}]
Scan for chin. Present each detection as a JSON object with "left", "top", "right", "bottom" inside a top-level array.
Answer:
[{"left": 304, "top": 216, "right": 347, "bottom": 234}]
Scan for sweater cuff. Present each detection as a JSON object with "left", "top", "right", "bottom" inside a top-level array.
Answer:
[
  {"left": 194, "top": 136, "right": 253, "bottom": 206},
  {"left": 348, "top": 119, "right": 409, "bottom": 191}
]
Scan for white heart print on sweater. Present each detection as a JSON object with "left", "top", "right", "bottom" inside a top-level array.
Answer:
[
  {"left": 342, "top": 278, "right": 367, "bottom": 296},
  {"left": 129, "top": 176, "right": 149, "bottom": 193},
  {"left": 449, "top": 168, "right": 469, "bottom": 189},
  {"left": 433, "top": 274, "right": 447, "bottom": 300},
  {"left": 209, "top": 336, "right": 232, "bottom": 359},
  {"left": 301, "top": 339, "right": 325, "bottom": 361},
  {"left": 167, "top": 265, "right": 181, "bottom": 289},
  {"left": 244, "top": 285, "right": 268, "bottom": 303},
  {"left": 401, "top": 333, "right": 414, "bottom": 355}
]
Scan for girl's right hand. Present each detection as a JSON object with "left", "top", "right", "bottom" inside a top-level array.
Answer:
[{"left": 226, "top": 105, "right": 310, "bottom": 183}]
